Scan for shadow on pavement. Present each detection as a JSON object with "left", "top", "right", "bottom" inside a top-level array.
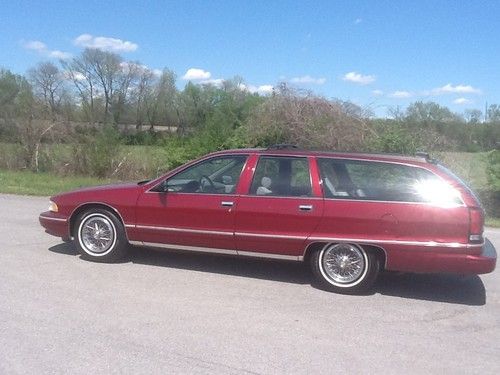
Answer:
[
  {"left": 376, "top": 272, "right": 486, "bottom": 306},
  {"left": 130, "top": 246, "right": 311, "bottom": 285},
  {"left": 48, "top": 243, "right": 486, "bottom": 305},
  {"left": 49, "top": 242, "right": 78, "bottom": 256}
]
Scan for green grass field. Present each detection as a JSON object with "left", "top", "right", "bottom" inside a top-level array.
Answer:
[
  {"left": 0, "top": 169, "right": 115, "bottom": 196},
  {"left": 0, "top": 144, "right": 498, "bottom": 226}
]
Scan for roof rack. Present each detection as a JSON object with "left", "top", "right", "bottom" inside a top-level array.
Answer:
[
  {"left": 266, "top": 144, "right": 299, "bottom": 150},
  {"left": 415, "top": 151, "right": 437, "bottom": 164}
]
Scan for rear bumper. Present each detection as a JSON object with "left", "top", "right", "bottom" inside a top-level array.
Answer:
[
  {"left": 386, "top": 238, "right": 497, "bottom": 275},
  {"left": 39, "top": 211, "right": 70, "bottom": 240},
  {"left": 464, "top": 238, "right": 497, "bottom": 274}
]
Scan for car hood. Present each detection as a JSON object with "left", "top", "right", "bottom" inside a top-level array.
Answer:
[{"left": 51, "top": 181, "right": 144, "bottom": 201}]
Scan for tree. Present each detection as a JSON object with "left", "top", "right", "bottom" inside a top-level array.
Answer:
[
  {"left": 146, "top": 69, "right": 178, "bottom": 131},
  {"left": 82, "top": 48, "right": 122, "bottom": 123},
  {"left": 464, "top": 109, "right": 482, "bottom": 124},
  {"left": 405, "top": 101, "right": 462, "bottom": 124},
  {"left": 245, "top": 84, "right": 370, "bottom": 150},
  {"left": 487, "top": 104, "right": 500, "bottom": 122},
  {"left": 28, "top": 62, "right": 64, "bottom": 117}
]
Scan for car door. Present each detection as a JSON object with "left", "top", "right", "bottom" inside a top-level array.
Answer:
[
  {"left": 134, "top": 154, "right": 248, "bottom": 251},
  {"left": 234, "top": 155, "right": 324, "bottom": 257}
]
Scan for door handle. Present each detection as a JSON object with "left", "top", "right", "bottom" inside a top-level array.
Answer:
[
  {"left": 299, "top": 205, "right": 313, "bottom": 211},
  {"left": 221, "top": 201, "right": 234, "bottom": 207}
]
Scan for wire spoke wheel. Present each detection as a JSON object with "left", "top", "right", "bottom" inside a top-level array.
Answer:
[
  {"left": 78, "top": 213, "right": 117, "bottom": 255},
  {"left": 311, "top": 242, "right": 379, "bottom": 293},
  {"left": 322, "top": 243, "right": 366, "bottom": 284}
]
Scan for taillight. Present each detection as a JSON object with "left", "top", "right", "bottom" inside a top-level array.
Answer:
[{"left": 468, "top": 207, "right": 484, "bottom": 244}]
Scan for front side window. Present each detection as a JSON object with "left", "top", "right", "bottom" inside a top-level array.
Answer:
[
  {"left": 161, "top": 155, "right": 247, "bottom": 194},
  {"left": 317, "top": 158, "right": 462, "bottom": 204},
  {"left": 249, "top": 156, "right": 312, "bottom": 197}
]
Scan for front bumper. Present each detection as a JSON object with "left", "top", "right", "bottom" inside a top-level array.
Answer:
[{"left": 39, "top": 211, "right": 70, "bottom": 240}]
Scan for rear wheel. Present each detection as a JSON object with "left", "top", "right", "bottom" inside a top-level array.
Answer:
[
  {"left": 311, "top": 243, "right": 379, "bottom": 294},
  {"left": 74, "top": 208, "right": 128, "bottom": 262}
]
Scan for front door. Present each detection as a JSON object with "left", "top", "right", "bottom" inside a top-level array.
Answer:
[{"left": 135, "top": 155, "right": 248, "bottom": 250}]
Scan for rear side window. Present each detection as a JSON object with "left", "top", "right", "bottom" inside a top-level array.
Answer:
[
  {"left": 317, "top": 158, "right": 462, "bottom": 204},
  {"left": 250, "top": 156, "right": 312, "bottom": 197}
]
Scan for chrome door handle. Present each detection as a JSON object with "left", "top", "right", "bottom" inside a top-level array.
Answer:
[
  {"left": 299, "top": 205, "right": 313, "bottom": 211},
  {"left": 221, "top": 201, "right": 234, "bottom": 207}
]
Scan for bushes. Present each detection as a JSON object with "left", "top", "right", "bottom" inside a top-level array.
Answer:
[{"left": 486, "top": 150, "right": 500, "bottom": 192}]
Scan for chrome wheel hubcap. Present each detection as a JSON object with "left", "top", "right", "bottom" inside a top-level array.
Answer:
[
  {"left": 80, "top": 215, "right": 115, "bottom": 254},
  {"left": 322, "top": 244, "right": 366, "bottom": 284}
]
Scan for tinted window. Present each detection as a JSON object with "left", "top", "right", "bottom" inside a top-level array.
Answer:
[
  {"left": 250, "top": 156, "right": 312, "bottom": 197},
  {"left": 318, "top": 158, "right": 461, "bottom": 204},
  {"left": 163, "top": 155, "right": 247, "bottom": 194}
]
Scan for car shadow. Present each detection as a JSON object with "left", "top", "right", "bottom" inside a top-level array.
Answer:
[
  {"left": 48, "top": 243, "right": 486, "bottom": 305},
  {"left": 376, "top": 272, "right": 486, "bottom": 306}
]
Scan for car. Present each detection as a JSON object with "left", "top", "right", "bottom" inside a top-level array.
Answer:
[{"left": 39, "top": 145, "right": 497, "bottom": 294}]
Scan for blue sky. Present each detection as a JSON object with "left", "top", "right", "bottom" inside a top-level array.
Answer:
[{"left": 0, "top": 0, "right": 499, "bottom": 116}]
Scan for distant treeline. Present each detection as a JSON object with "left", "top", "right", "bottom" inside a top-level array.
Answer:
[{"left": 0, "top": 47, "right": 499, "bottom": 172}]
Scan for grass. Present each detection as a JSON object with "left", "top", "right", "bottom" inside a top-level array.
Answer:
[
  {"left": 486, "top": 217, "right": 500, "bottom": 228},
  {"left": 0, "top": 169, "right": 115, "bottom": 196}
]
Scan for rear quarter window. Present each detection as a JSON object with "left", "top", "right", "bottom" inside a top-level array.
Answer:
[{"left": 318, "top": 158, "right": 462, "bottom": 204}]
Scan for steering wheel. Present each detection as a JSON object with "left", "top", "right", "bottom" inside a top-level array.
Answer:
[{"left": 199, "top": 175, "right": 216, "bottom": 192}]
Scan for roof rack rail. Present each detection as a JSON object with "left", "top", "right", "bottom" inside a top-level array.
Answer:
[
  {"left": 266, "top": 144, "right": 299, "bottom": 150},
  {"left": 415, "top": 151, "right": 437, "bottom": 164}
]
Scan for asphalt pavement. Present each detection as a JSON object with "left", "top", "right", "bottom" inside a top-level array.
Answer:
[{"left": 0, "top": 193, "right": 499, "bottom": 374}]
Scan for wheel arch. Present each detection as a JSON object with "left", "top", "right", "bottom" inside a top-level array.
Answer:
[
  {"left": 69, "top": 202, "right": 129, "bottom": 241},
  {"left": 303, "top": 241, "right": 387, "bottom": 270}
]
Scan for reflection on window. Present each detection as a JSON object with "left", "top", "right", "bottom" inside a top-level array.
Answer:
[{"left": 318, "top": 158, "right": 462, "bottom": 205}]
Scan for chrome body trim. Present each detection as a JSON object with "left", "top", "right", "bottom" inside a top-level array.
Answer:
[
  {"left": 307, "top": 236, "right": 483, "bottom": 249},
  {"left": 129, "top": 240, "right": 300, "bottom": 261},
  {"left": 235, "top": 231, "right": 307, "bottom": 240},
  {"left": 135, "top": 224, "right": 233, "bottom": 237},
  {"left": 39, "top": 215, "right": 67, "bottom": 223},
  {"left": 130, "top": 224, "right": 480, "bottom": 249}
]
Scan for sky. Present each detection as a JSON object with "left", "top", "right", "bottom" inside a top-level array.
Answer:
[{"left": 0, "top": 0, "right": 499, "bottom": 117}]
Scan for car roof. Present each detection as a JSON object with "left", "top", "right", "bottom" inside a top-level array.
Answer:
[{"left": 208, "top": 148, "right": 433, "bottom": 166}]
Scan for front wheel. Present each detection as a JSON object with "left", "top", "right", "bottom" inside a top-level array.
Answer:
[
  {"left": 74, "top": 208, "right": 128, "bottom": 262},
  {"left": 311, "top": 243, "right": 379, "bottom": 294}
]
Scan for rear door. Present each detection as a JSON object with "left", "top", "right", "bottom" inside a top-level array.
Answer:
[{"left": 234, "top": 155, "right": 324, "bottom": 257}]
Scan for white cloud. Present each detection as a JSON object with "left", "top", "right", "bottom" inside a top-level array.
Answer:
[
  {"left": 389, "top": 90, "right": 412, "bottom": 98},
  {"left": 182, "top": 68, "right": 211, "bottom": 80},
  {"left": 290, "top": 75, "right": 326, "bottom": 85},
  {"left": 49, "top": 50, "right": 72, "bottom": 59},
  {"left": 24, "top": 40, "right": 47, "bottom": 52},
  {"left": 354, "top": 18, "right": 363, "bottom": 24},
  {"left": 372, "top": 89, "right": 384, "bottom": 96},
  {"left": 73, "top": 33, "right": 138, "bottom": 52},
  {"left": 23, "top": 40, "right": 72, "bottom": 60},
  {"left": 240, "top": 84, "right": 273, "bottom": 95},
  {"left": 152, "top": 69, "right": 163, "bottom": 77},
  {"left": 200, "top": 78, "right": 224, "bottom": 87},
  {"left": 342, "top": 71, "right": 375, "bottom": 85},
  {"left": 453, "top": 97, "right": 473, "bottom": 105},
  {"left": 431, "top": 83, "right": 481, "bottom": 95}
]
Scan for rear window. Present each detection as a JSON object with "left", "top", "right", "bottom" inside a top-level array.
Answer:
[{"left": 317, "top": 158, "right": 463, "bottom": 205}]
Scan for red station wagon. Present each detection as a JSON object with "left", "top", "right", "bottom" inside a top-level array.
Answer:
[{"left": 39, "top": 145, "right": 497, "bottom": 294}]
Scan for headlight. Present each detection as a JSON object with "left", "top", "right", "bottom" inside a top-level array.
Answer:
[{"left": 48, "top": 201, "right": 58, "bottom": 212}]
